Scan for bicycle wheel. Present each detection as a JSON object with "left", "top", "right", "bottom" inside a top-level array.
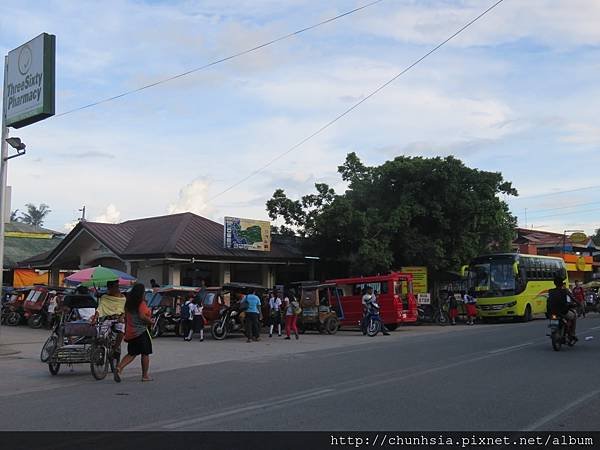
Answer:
[{"left": 40, "top": 335, "right": 58, "bottom": 362}]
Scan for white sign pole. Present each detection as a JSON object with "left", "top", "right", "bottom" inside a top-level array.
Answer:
[{"left": 0, "top": 55, "right": 9, "bottom": 339}]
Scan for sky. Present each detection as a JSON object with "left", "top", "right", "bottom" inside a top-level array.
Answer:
[{"left": 1, "top": 0, "right": 600, "bottom": 236}]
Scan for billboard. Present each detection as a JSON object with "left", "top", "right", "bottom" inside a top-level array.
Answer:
[
  {"left": 401, "top": 266, "right": 428, "bottom": 294},
  {"left": 4, "top": 33, "right": 55, "bottom": 129},
  {"left": 224, "top": 217, "right": 271, "bottom": 251}
]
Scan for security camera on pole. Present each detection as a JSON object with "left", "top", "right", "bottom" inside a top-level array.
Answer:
[{"left": 0, "top": 33, "right": 55, "bottom": 339}]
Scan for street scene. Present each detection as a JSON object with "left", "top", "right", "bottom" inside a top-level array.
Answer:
[{"left": 1, "top": 0, "right": 600, "bottom": 449}]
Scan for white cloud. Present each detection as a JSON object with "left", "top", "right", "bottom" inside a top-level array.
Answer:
[
  {"left": 63, "top": 221, "right": 78, "bottom": 232},
  {"left": 93, "top": 204, "right": 121, "bottom": 223},
  {"left": 168, "top": 178, "right": 216, "bottom": 217},
  {"left": 561, "top": 123, "right": 600, "bottom": 146}
]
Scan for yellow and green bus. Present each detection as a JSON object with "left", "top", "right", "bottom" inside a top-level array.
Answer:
[{"left": 466, "top": 253, "right": 568, "bottom": 322}]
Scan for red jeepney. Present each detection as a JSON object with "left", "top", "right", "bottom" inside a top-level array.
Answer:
[{"left": 327, "top": 272, "right": 418, "bottom": 330}]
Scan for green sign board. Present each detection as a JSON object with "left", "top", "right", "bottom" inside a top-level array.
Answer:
[{"left": 4, "top": 33, "right": 55, "bottom": 129}]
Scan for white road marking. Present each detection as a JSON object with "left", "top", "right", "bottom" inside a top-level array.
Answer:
[
  {"left": 161, "top": 388, "right": 335, "bottom": 429},
  {"left": 523, "top": 388, "right": 600, "bottom": 431},
  {"left": 488, "top": 342, "right": 534, "bottom": 354}
]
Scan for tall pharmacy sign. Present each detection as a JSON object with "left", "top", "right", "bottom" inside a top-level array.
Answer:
[
  {"left": 4, "top": 33, "right": 55, "bottom": 128},
  {"left": 1, "top": 33, "right": 55, "bottom": 330}
]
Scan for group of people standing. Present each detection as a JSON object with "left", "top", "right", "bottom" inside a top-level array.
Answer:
[
  {"left": 242, "top": 288, "right": 302, "bottom": 342},
  {"left": 446, "top": 290, "right": 478, "bottom": 325}
]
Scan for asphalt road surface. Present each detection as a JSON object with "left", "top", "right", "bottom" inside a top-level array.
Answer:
[{"left": 1, "top": 315, "right": 600, "bottom": 432}]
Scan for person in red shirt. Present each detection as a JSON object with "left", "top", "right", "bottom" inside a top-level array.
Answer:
[
  {"left": 114, "top": 283, "right": 153, "bottom": 382},
  {"left": 572, "top": 281, "right": 586, "bottom": 318}
]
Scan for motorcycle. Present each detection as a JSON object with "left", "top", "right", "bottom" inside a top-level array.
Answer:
[
  {"left": 585, "top": 293, "right": 599, "bottom": 314},
  {"left": 548, "top": 306, "right": 577, "bottom": 352},
  {"left": 360, "top": 302, "right": 383, "bottom": 337},
  {"left": 150, "top": 306, "right": 183, "bottom": 338},
  {"left": 211, "top": 304, "right": 245, "bottom": 340}
]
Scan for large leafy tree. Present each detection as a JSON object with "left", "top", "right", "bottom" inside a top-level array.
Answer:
[
  {"left": 267, "top": 153, "right": 518, "bottom": 277},
  {"left": 19, "top": 203, "right": 51, "bottom": 227}
]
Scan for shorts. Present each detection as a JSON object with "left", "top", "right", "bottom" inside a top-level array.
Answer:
[
  {"left": 126, "top": 331, "right": 153, "bottom": 356},
  {"left": 102, "top": 318, "right": 125, "bottom": 333}
]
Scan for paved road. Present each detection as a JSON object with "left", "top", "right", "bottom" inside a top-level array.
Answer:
[{"left": 1, "top": 315, "right": 599, "bottom": 431}]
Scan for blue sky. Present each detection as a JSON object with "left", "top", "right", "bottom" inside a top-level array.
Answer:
[{"left": 1, "top": 0, "right": 600, "bottom": 235}]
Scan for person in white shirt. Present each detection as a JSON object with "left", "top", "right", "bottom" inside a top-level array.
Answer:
[
  {"left": 268, "top": 291, "right": 283, "bottom": 337},
  {"left": 186, "top": 297, "right": 205, "bottom": 341}
]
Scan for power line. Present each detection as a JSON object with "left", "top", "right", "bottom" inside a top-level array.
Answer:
[
  {"left": 209, "top": 0, "right": 507, "bottom": 203},
  {"left": 52, "top": 0, "right": 386, "bottom": 119},
  {"left": 514, "top": 200, "right": 600, "bottom": 216},
  {"left": 520, "top": 206, "right": 600, "bottom": 220},
  {"left": 513, "top": 184, "right": 600, "bottom": 201}
]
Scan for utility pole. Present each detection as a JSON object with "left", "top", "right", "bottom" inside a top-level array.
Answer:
[
  {"left": 79, "top": 205, "right": 86, "bottom": 221},
  {"left": 0, "top": 56, "right": 9, "bottom": 339}
]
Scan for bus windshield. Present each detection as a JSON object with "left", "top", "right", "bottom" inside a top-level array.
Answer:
[{"left": 469, "top": 259, "right": 516, "bottom": 298}]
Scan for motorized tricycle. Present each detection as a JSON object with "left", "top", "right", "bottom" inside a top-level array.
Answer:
[
  {"left": 293, "top": 282, "right": 344, "bottom": 334},
  {"left": 147, "top": 286, "right": 198, "bottom": 337},
  {"left": 1, "top": 288, "right": 30, "bottom": 326}
]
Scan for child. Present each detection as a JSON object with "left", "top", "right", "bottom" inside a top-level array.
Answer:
[
  {"left": 463, "top": 290, "right": 477, "bottom": 325},
  {"left": 187, "top": 297, "right": 204, "bottom": 342},
  {"left": 182, "top": 297, "right": 194, "bottom": 341},
  {"left": 447, "top": 290, "right": 458, "bottom": 325}
]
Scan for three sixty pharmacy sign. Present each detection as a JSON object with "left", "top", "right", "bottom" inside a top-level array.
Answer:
[{"left": 4, "top": 33, "right": 55, "bottom": 129}]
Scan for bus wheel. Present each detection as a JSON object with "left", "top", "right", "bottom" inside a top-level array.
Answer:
[
  {"left": 385, "top": 323, "right": 398, "bottom": 331},
  {"left": 521, "top": 305, "right": 532, "bottom": 322}
]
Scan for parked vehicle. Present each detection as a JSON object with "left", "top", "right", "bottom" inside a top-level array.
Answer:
[
  {"left": 293, "top": 282, "right": 343, "bottom": 334},
  {"left": 147, "top": 287, "right": 199, "bottom": 338},
  {"left": 547, "top": 304, "right": 578, "bottom": 352},
  {"left": 417, "top": 295, "right": 449, "bottom": 325},
  {"left": 1, "top": 288, "right": 30, "bottom": 326},
  {"left": 466, "top": 253, "right": 567, "bottom": 322},
  {"left": 210, "top": 282, "right": 267, "bottom": 340},
  {"left": 585, "top": 290, "right": 599, "bottom": 314},
  {"left": 328, "top": 273, "right": 418, "bottom": 331},
  {"left": 23, "top": 286, "right": 67, "bottom": 329}
]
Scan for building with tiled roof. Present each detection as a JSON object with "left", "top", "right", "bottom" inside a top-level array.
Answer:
[{"left": 19, "top": 212, "right": 311, "bottom": 287}]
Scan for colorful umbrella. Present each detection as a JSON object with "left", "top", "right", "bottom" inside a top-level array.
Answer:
[{"left": 65, "top": 266, "right": 136, "bottom": 287}]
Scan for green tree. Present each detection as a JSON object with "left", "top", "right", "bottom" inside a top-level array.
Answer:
[
  {"left": 19, "top": 203, "right": 51, "bottom": 227},
  {"left": 9, "top": 209, "right": 20, "bottom": 222},
  {"left": 267, "top": 153, "right": 518, "bottom": 277}
]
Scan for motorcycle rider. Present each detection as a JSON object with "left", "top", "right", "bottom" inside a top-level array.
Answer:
[
  {"left": 547, "top": 275, "right": 578, "bottom": 342},
  {"left": 361, "top": 287, "right": 389, "bottom": 336}
]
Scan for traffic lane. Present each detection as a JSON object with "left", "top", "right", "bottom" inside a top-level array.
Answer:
[
  {"left": 0, "top": 317, "right": 597, "bottom": 430},
  {"left": 193, "top": 322, "right": 600, "bottom": 431}
]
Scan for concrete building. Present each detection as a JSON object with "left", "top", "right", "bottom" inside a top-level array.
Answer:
[
  {"left": 513, "top": 227, "right": 600, "bottom": 282},
  {"left": 19, "top": 213, "right": 312, "bottom": 287}
]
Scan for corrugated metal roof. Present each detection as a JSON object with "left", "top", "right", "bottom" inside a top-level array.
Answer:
[{"left": 19, "top": 212, "right": 305, "bottom": 266}]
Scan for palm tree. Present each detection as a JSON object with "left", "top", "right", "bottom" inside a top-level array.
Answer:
[
  {"left": 19, "top": 203, "right": 51, "bottom": 227},
  {"left": 9, "top": 209, "right": 19, "bottom": 222}
]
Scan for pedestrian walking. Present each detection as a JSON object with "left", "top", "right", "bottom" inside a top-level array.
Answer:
[
  {"left": 572, "top": 281, "right": 585, "bottom": 318},
  {"left": 447, "top": 290, "right": 458, "bottom": 325},
  {"left": 284, "top": 292, "right": 300, "bottom": 340},
  {"left": 244, "top": 288, "right": 262, "bottom": 342},
  {"left": 114, "top": 283, "right": 153, "bottom": 382},
  {"left": 268, "top": 290, "right": 283, "bottom": 337},
  {"left": 463, "top": 290, "right": 477, "bottom": 325}
]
